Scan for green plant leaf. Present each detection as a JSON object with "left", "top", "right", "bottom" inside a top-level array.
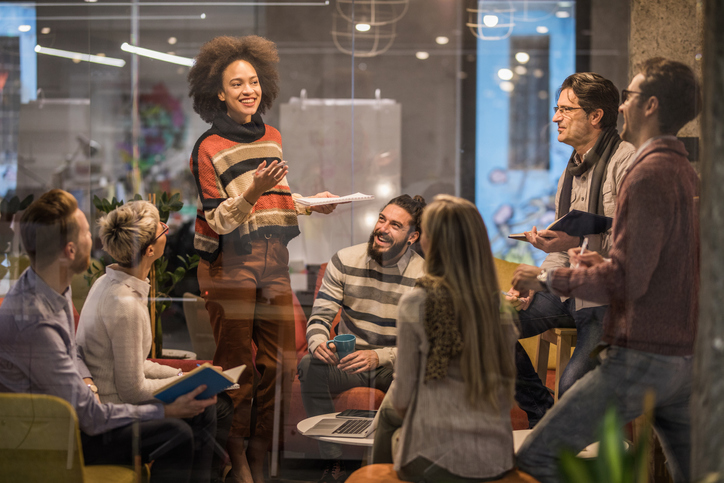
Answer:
[
  {"left": 595, "top": 406, "right": 625, "bottom": 483},
  {"left": 559, "top": 450, "right": 594, "bottom": 483}
]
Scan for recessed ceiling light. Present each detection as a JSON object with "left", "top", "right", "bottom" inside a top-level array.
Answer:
[
  {"left": 355, "top": 23, "right": 371, "bottom": 32},
  {"left": 41, "top": 27, "right": 51, "bottom": 34},
  {"left": 556, "top": 11, "right": 571, "bottom": 18},
  {"left": 84, "top": 0, "right": 98, "bottom": 3},
  {"left": 435, "top": 36, "right": 449, "bottom": 45},
  {"left": 168, "top": 37, "right": 177, "bottom": 45},
  {"left": 18, "top": 25, "right": 31, "bottom": 32},
  {"left": 200, "top": 13, "right": 206, "bottom": 19},
  {"left": 536, "top": 26, "right": 549, "bottom": 34},
  {"left": 483, "top": 15, "right": 499, "bottom": 27},
  {"left": 515, "top": 52, "right": 530, "bottom": 64},
  {"left": 497, "top": 68, "right": 513, "bottom": 81},
  {"left": 514, "top": 65, "right": 527, "bottom": 75},
  {"left": 416, "top": 51, "right": 430, "bottom": 60}
]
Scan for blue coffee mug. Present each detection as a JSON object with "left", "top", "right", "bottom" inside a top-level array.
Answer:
[{"left": 326, "top": 334, "right": 356, "bottom": 359}]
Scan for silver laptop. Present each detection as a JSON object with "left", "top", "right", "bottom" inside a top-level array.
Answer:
[{"left": 304, "top": 410, "right": 379, "bottom": 438}]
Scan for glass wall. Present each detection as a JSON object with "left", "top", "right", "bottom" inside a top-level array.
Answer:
[{"left": 2, "top": 0, "right": 686, "bottom": 479}]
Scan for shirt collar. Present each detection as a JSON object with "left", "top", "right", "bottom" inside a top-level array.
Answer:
[
  {"left": 573, "top": 146, "right": 594, "bottom": 166},
  {"left": 633, "top": 134, "right": 678, "bottom": 162},
  {"left": 105, "top": 265, "right": 150, "bottom": 298},
  {"left": 26, "top": 267, "right": 72, "bottom": 314},
  {"left": 365, "top": 245, "right": 414, "bottom": 274}
]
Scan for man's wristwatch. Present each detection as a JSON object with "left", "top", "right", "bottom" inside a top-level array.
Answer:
[
  {"left": 87, "top": 383, "right": 98, "bottom": 394},
  {"left": 536, "top": 269, "right": 549, "bottom": 291}
]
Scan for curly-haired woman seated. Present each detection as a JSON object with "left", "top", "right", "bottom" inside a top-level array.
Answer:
[
  {"left": 76, "top": 200, "right": 232, "bottom": 483},
  {"left": 372, "top": 195, "right": 518, "bottom": 482}
]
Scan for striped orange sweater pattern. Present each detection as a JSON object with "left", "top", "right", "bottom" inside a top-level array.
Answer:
[{"left": 190, "top": 115, "right": 300, "bottom": 261}]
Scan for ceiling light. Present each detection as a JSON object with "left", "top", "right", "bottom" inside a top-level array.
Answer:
[
  {"left": 168, "top": 37, "right": 177, "bottom": 45},
  {"left": 556, "top": 11, "right": 571, "bottom": 18},
  {"left": 483, "top": 15, "right": 499, "bottom": 27},
  {"left": 200, "top": 13, "right": 206, "bottom": 19},
  {"left": 558, "top": 1, "right": 573, "bottom": 6},
  {"left": 18, "top": 25, "right": 31, "bottom": 32},
  {"left": 435, "top": 36, "right": 449, "bottom": 45},
  {"left": 500, "top": 81, "right": 514, "bottom": 92},
  {"left": 497, "top": 68, "right": 513, "bottom": 80},
  {"left": 84, "top": 0, "right": 98, "bottom": 2},
  {"left": 121, "top": 42, "right": 194, "bottom": 66},
  {"left": 355, "top": 23, "right": 371, "bottom": 32},
  {"left": 514, "top": 65, "right": 527, "bottom": 75},
  {"left": 34, "top": 45, "right": 126, "bottom": 67},
  {"left": 41, "top": 27, "right": 51, "bottom": 34},
  {"left": 536, "top": 26, "right": 549, "bottom": 34},
  {"left": 416, "top": 51, "right": 430, "bottom": 60},
  {"left": 515, "top": 52, "right": 530, "bottom": 64}
]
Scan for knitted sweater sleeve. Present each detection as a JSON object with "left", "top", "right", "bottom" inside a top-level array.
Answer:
[{"left": 103, "top": 294, "right": 178, "bottom": 404}]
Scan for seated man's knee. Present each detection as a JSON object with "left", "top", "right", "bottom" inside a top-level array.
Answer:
[{"left": 298, "top": 353, "right": 329, "bottom": 384}]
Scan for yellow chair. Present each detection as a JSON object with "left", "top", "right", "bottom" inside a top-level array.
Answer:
[
  {"left": 493, "top": 258, "right": 577, "bottom": 402},
  {"left": 0, "top": 393, "right": 138, "bottom": 483}
]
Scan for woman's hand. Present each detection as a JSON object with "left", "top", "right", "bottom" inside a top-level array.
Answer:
[
  {"left": 307, "top": 191, "right": 340, "bottom": 215},
  {"left": 244, "top": 160, "right": 288, "bottom": 204}
]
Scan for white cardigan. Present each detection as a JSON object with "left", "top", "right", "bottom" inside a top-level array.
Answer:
[{"left": 77, "top": 266, "right": 180, "bottom": 404}]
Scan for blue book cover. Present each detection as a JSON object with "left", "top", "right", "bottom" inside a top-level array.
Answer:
[{"left": 153, "top": 363, "right": 245, "bottom": 403}]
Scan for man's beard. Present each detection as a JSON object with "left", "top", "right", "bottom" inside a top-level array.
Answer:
[
  {"left": 70, "top": 252, "right": 91, "bottom": 275},
  {"left": 367, "top": 230, "right": 407, "bottom": 266}
]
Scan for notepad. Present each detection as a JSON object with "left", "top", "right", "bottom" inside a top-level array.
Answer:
[
  {"left": 295, "top": 192, "right": 374, "bottom": 207},
  {"left": 509, "top": 210, "right": 613, "bottom": 241},
  {"left": 153, "top": 363, "right": 245, "bottom": 403}
]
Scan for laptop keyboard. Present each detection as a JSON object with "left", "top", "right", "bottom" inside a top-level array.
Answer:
[{"left": 332, "top": 418, "right": 373, "bottom": 435}]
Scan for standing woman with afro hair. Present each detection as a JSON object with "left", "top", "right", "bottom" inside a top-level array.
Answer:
[{"left": 188, "top": 35, "right": 337, "bottom": 483}]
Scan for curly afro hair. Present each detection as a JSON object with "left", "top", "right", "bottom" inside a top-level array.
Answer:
[{"left": 188, "top": 35, "right": 280, "bottom": 124}]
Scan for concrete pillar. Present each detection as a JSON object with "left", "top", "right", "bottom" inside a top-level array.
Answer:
[
  {"left": 692, "top": 0, "right": 724, "bottom": 478},
  {"left": 629, "top": 0, "right": 703, "bottom": 138}
]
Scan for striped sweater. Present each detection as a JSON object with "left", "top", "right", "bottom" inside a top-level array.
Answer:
[
  {"left": 306, "top": 243, "right": 425, "bottom": 367},
  {"left": 190, "top": 113, "right": 303, "bottom": 262}
]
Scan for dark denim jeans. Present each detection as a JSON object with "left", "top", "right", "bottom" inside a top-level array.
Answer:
[
  {"left": 517, "top": 346, "right": 692, "bottom": 483},
  {"left": 514, "top": 292, "right": 606, "bottom": 426}
]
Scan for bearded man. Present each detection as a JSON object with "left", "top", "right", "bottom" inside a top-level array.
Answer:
[{"left": 298, "top": 194, "right": 426, "bottom": 482}]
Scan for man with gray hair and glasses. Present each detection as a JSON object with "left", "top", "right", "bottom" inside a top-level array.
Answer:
[
  {"left": 507, "top": 72, "right": 636, "bottom": 427},
  {"left": 514, "top": 57, "right": 700, "bottom": 483}
]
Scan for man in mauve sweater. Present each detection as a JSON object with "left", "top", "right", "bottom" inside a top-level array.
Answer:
[{"left": 513, "top": 58, "right": 701, "bottom": 483}]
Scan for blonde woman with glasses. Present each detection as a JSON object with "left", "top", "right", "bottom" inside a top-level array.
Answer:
[
  {"left": 76, "top": 201, "right": 229, "bottom": 483},
  {"left": 373, "top": 195, "right": 517, "bottom": 482}
]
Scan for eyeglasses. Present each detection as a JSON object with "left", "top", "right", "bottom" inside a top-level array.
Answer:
[
  {"left": 621, "top": 89, "right": 645, "bottom": 103},
  {"left": 152, "top": 221, "right": 169, "bottom": 244},
  {"left": 553, "top": 105, "right": 584, "bottom": 116}
]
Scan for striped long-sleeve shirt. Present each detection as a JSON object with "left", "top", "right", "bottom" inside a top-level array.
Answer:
[{"left": 306, "top": 243, "right": 425, "bottom": 367}]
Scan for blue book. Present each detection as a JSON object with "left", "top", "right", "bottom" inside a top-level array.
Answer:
[{"left": 153, "top": 363, "right": 245, "bottom": 404}]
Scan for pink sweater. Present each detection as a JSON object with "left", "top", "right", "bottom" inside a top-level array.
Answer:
[{"left": 549, "top": 137, "right": 699, "bottom": 356}]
